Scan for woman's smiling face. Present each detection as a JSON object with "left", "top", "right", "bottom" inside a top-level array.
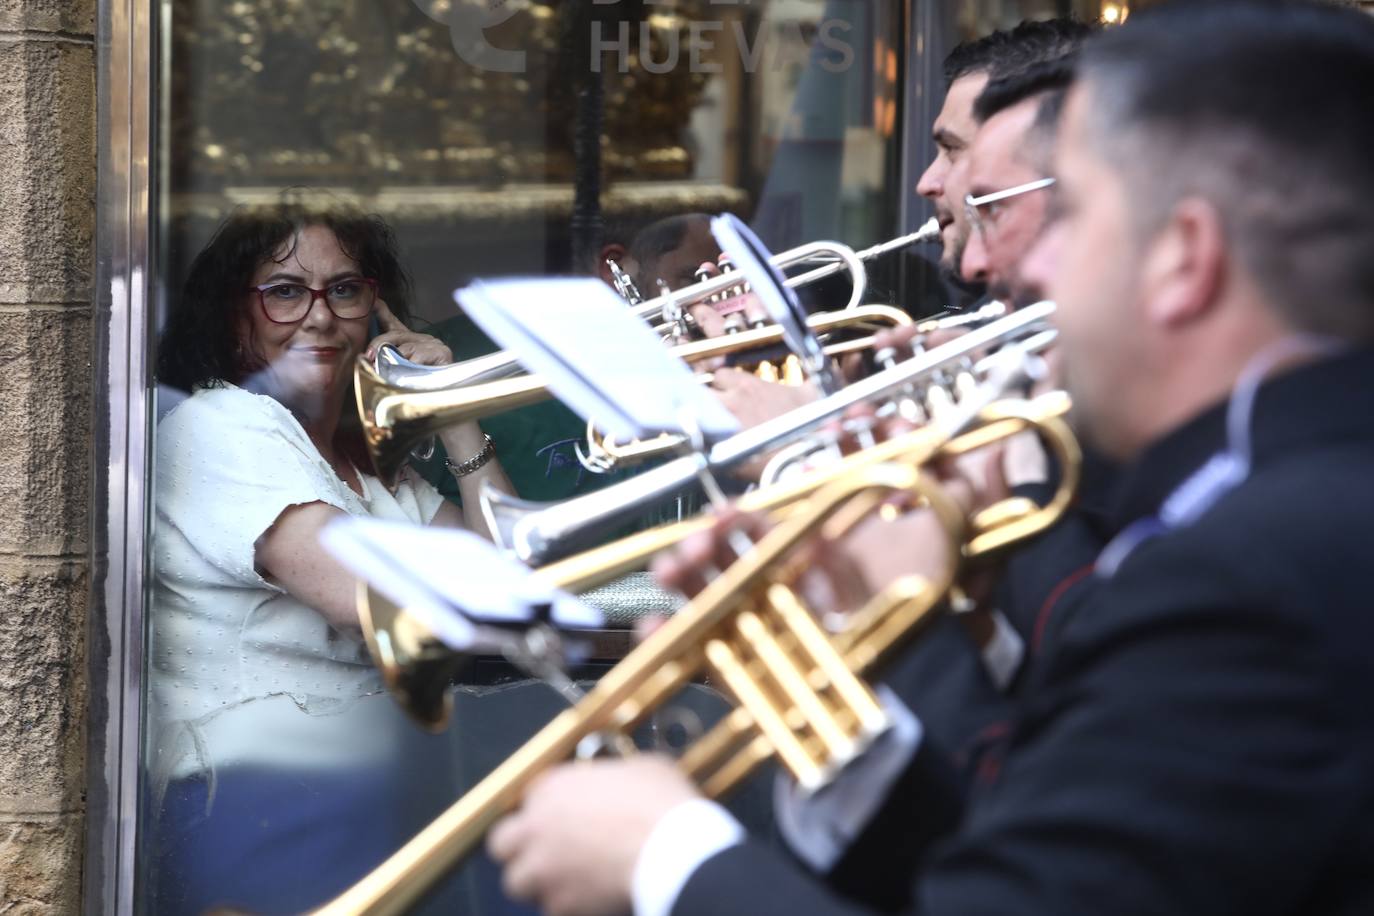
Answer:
[{"left": 236, "top": 224, "right": 373, "bottom": 411}]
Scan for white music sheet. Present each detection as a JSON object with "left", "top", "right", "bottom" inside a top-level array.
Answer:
[
  {"left": 454, "top": 276, "right": 741, "bottom": 444},
  {"left": 320, "top": 517, "right": 603, "bottom": 651}
]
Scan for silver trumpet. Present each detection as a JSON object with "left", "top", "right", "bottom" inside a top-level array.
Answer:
[
  {"left": 373, "top": 345, "right": 526, "bottom": 392},
  {"left": 374, "top": 219, "right": 941, "bottom": 393},
  {"left": 779, "top": 217, "right": 940, "bottom": 290},
  {"left": 481, "top": 301, "right": 1058, "bottom": 567}
]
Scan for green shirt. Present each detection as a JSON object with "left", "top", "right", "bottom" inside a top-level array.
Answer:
[{"left": 408, "top": 315, "right": 698, "bottom": 541}]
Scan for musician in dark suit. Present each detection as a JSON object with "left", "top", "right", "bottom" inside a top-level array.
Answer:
[
  {"left": 712, "top": 19, "right": 1102, "bottom": 785},
  {"left": 486, "top": 4, "right": 1374, "bottom": 915}
]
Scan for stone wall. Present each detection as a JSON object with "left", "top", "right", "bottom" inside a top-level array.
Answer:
[{"left": 0, "top": 0, "right": 96, "bottom": 910}]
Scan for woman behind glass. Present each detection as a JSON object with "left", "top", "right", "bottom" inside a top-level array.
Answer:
[{"left": 147, "top": 204, "right": 511, "bottom": 913}]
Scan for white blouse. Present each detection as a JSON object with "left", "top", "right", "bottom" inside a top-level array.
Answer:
[{"left": 148, "top": 384, "right": 445, "bottom": 785}]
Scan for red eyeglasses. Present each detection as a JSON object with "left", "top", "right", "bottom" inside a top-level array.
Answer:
[{"left": 247, "top": 278, "right": 378, "bottom": 324}]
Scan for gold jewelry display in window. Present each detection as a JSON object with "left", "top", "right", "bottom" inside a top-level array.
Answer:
[{"left": 170, "top": 0, "right": 717, "bottom": 188}]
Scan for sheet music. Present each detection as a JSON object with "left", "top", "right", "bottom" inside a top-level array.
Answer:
[
  {"left": 455, "top": 276, "right": 740, "bottom": 443},
  {"left": 321, "top": 517, "right": 603, "bottom": 651}
]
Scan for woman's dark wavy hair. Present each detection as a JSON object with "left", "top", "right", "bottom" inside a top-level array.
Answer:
[
  {"left": 157, "top": 202, "right": 414, "bottom": 392},
  {"left": 157, "top": 202, "right": 415, "bottom": 474}
]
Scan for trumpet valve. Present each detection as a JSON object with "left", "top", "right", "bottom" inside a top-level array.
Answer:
[
  {"left": 874, "top": 345, "right": 901, "bottom": 371},
  {"left": 680, "top": 308, "right": 700, "bottom": 340},
  {"left": 924, "top": 382, "right": 957, "bottom": 422},
  {"left": 897, "top": 396, "right": 928, "bottom": 425},
  {"left": 954, "top": 368, "right": 981, "bottom": 403}
]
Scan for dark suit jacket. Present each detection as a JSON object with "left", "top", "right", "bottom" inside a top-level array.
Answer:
[
  {"left": 674, "top": 348, "right": 1374, "bottom": 916},
  {"left": 997, "top": 442, "right": 1117, "bottom": 652},
  {"left": 871, "top": 428, "right": 1120, "bottom": 774}
]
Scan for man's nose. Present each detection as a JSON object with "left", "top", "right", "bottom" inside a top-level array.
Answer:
[
  {"left": 960, "top": 229, "right": 990, "bottom": 285},
  {"left": 916, "top": 159, "right": 945, "bottom": 200}
]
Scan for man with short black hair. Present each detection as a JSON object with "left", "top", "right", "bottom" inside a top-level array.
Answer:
[
  {"left": 959, "top": 56, "right": 1077, "bottom": 300},
  {"left": 487, "top": 5, "right": 1374, "bottom": 915},
  {"left": 918, "top": 19, "right": 1092, "bottom": 283},
  {"left": 914, "top": 44, "right": 1106, "bottom": 656},
  {"left": 628, "top": 213, "right": 719, "bottom": 296},
  {"left": 715, "top": 21, "right": 1088, "bottom": 421}
]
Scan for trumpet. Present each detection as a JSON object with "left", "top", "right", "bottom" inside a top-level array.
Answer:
[
  {"left": 481, "top": 302, "right": 1057, "bottom": 568},
  {"left": 299, "top": 364, "right": 1078, "bottom": 915},
  {"left": 373, "top": 344, "right": 525, "bottom": 391},
  {"left": 578, "top": 301, "right": 1012, "bottom": 475},
  {"left": 358, "top": 305, "right": 916, "bottom": 486},
  {"left": 372, "top": 219, "right": 941, "bottom": 394}
]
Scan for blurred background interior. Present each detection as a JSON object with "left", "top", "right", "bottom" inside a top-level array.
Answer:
[{"left": 159, "top": 0, "right": 1137, "bottom": 332}]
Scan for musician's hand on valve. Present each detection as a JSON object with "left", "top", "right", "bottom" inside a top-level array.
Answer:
[
  {"left": 828, "top": 402, "right": 914, "bottom": 456},
  {"left": 993, "top": 342, "right": 1059, "bottom": 489},
  {"left": 488, "top": 756, "right": 699, "bottom": 916},
  {"left": 1001, "top": 430, "right": 1050, "bottom": 489},
  {"left": 686, "top": 302, "right": 728, "bottom": 340},
  {"left": 362, "top": 300, "right": 453, "bottom": 365},
  {"left": 869, "top": 322, "right": 925, "bottom": 364},
  {"left": 837, "top": 507, "right": 960, "bottom": 600},
  {"left": 710, "top": 368, "right": 820, "bottom": 430},
  {"left": 651, "top": 508, "right": 766, "bottom": 599},
  {"left": 862, "top": 324, "right": 972, "bottom": 383},
  {"left": 650, "top": 504, "right": 910, "bottom": 619}
]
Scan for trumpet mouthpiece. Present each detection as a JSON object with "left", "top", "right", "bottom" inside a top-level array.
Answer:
[{"left": 913, "top": 216, "right": 941, "bottom": 243}]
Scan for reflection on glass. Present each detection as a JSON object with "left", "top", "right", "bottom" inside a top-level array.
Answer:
[
  {"left": 145, "top": 0, "right": 911, "bottom": 911},
  {"left": 146, "top": 205, "right": 521, "bottom": 912}
]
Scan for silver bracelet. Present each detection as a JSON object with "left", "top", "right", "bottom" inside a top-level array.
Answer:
[{"left": 445, "top": 434, "right": 495, "bottom": 478}]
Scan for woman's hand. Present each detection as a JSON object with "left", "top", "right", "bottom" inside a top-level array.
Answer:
[{"left": 363, "top": 300, "right": 453, "bottom": 367}]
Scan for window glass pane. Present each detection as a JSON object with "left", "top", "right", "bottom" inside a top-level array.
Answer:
[{"left": 138, "top": 0, "right": 1111, "bottom": 911}]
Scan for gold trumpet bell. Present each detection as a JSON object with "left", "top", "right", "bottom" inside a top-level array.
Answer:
[
  {"left": 356, "top": 358, "right": 410, "bottom": 485},
  {"left": 356, "top": 356, "right": 549, "bottom": 486},
  {"left": 358, "top": 582, "right": 466, "bottom": 731}
]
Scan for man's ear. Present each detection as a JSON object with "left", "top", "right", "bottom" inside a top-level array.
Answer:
[
  {"left": 1140, "top": 196, "right": 1227, "bottom": 330},
  {"left": 597, "top": 242, "right": 629, "bottom": 287}
]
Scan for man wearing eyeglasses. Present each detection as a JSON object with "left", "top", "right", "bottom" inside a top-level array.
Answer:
[
  {"left": 709, "top": 23, "right": 1104, "bottom": 780},
  {"left": 881, "top": 48, "right": 1113, "bottom": 671},
  {"left": 960, "top": 58, "right": 1074, "bottom": 304},
  {"left": 713, "top": 25, "right": 1088, "bottom": 458},
  {"left": 916, "top": 21, "right": 1092, "bottom": 291},
  {"left": 942, "top": 55, "right": 1124, "bottom": 666}
]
